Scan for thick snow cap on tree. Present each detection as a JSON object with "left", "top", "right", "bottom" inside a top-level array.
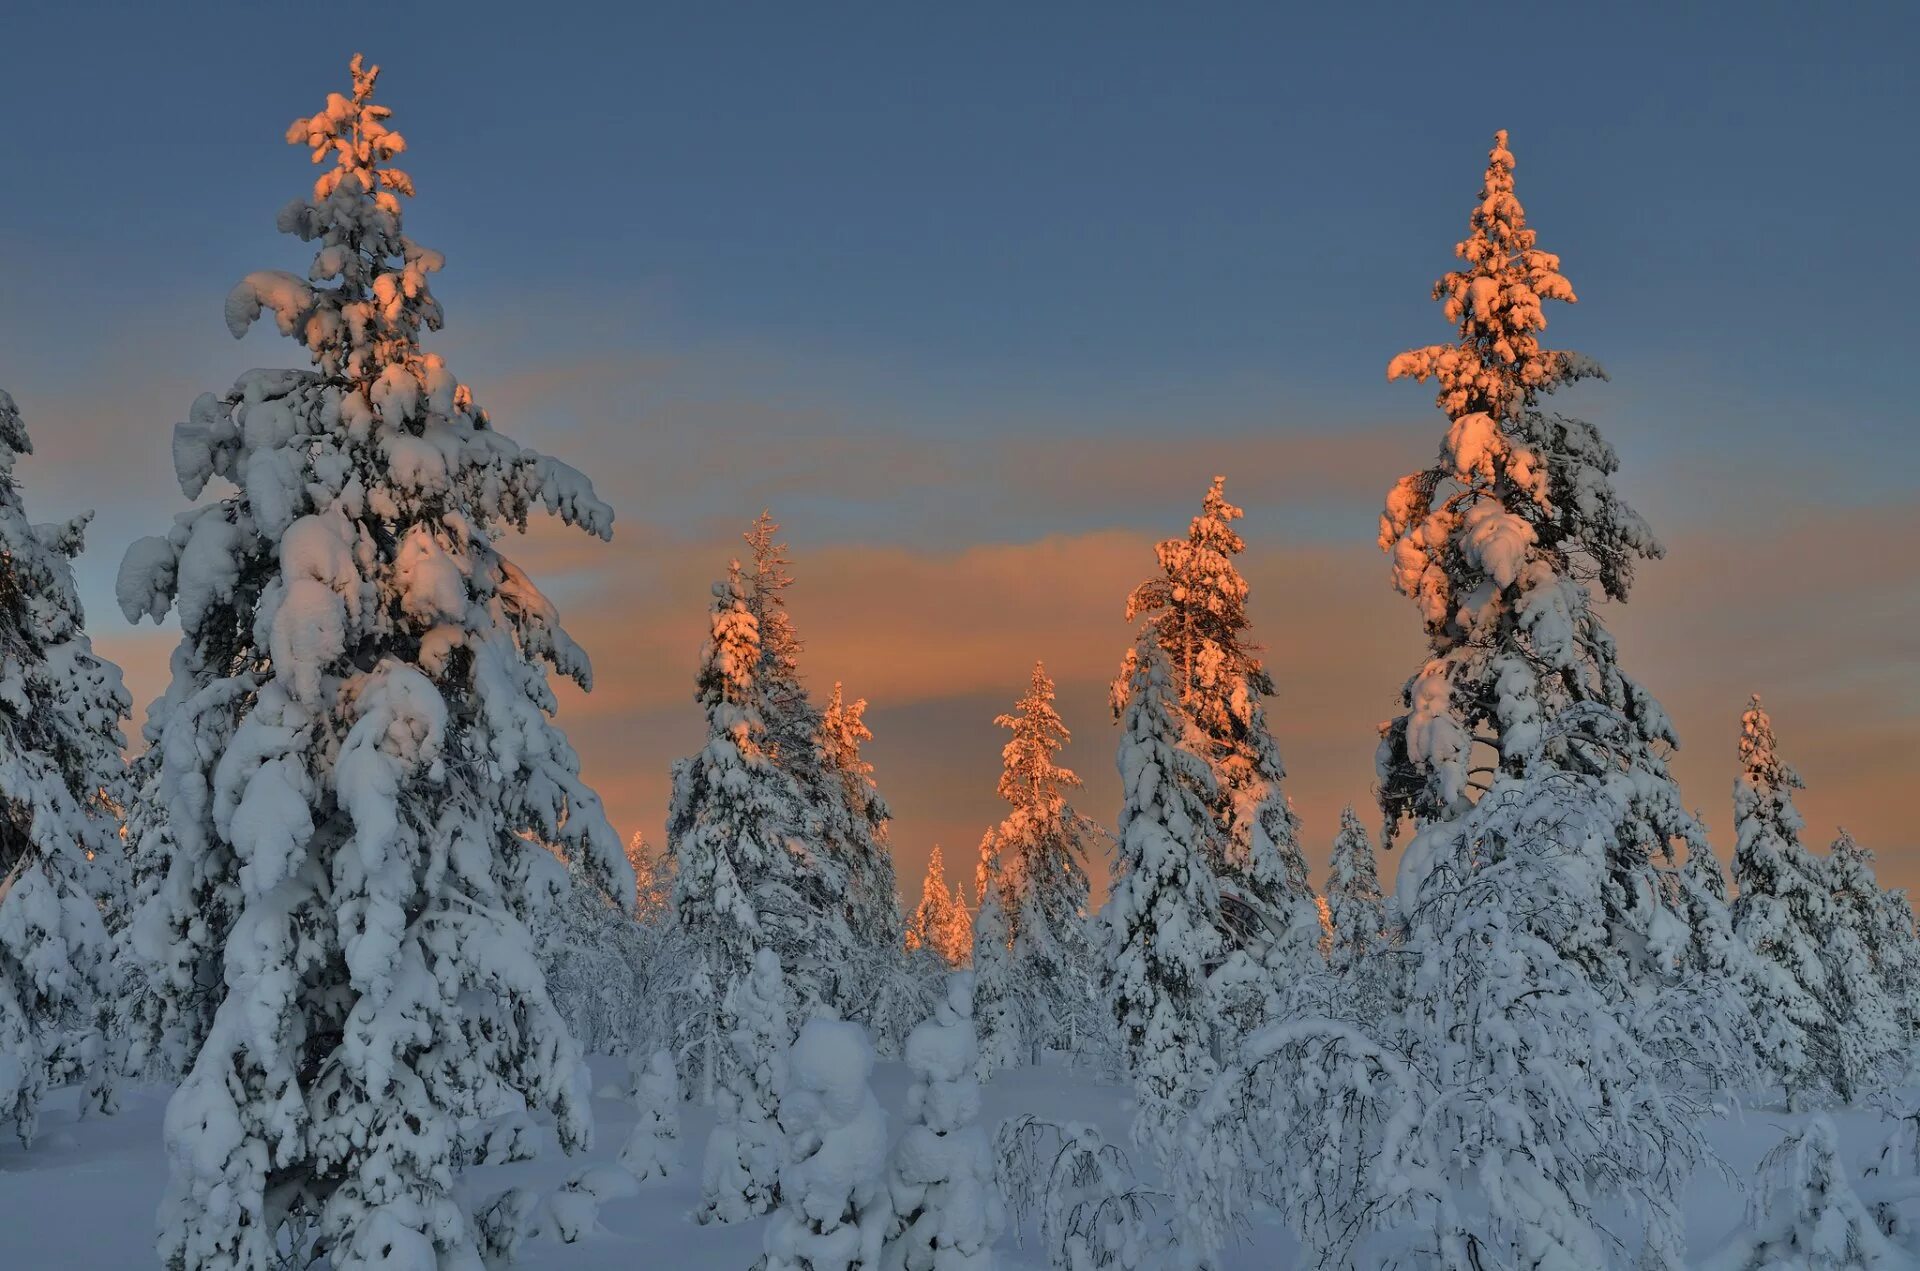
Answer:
[
  {"left": 0, "top": 387, "right": 130, "bottom": 1146},
  {"left": 1378, "top": 128, "right": 1714, "bottom": 990},
  {"left": 884, "top": 972, "right": 1003, "bottom": 1270},
  {"left": 761, "top": 1017, "right": 891, "bottom": 1271},
  {"left": 118, "top": 55, "right": 626, "bottom": 1270},
  {"left": 1116, "top": 477, "right": 1311, "bottom": 953}
]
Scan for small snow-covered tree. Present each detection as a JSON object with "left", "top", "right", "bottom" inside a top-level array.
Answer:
[
  {"left": 0, "top": 387, "right": 129, "bottom": 1145},
  {"left": 1828, "top": 828, "right": 1904, "bottom": 1099},
  {"left": 1729, "top": 696, "right": 1843, "bottom": 1105},
  {"left": 701, "top": 947, "right": 793, "bottom": 1224},
  {"left": 1116, "top": 477, "right": 1313, "bottom": 960},
  {"left": 980, "top": 662, "right": 1103, "bottom": 1058},
  {"left": 1104, "top": 634, "right": 1222, "bottom": 1162},
  {"left": 760, "top": 1017, "right": 892, "bottom": 1271},
  {"left": 1703, "top": 1115, "right": 1902, "bottom": 1270},
  {"left": 620, "top": 1048, "right": 682, "bottom": 1182},
  {"left": 969, "top": 852, "right": 1022, "bottom": 1081},
  {"left": 1378, "top": 129, "right": 1717, "bottom": 991},
  {"left": 670, "top": 564, "right": 824, "bottom": 1096},
  {"left": 115, "top": 57, "right": 629, "bottom": 1269},
  {"left": 906, "top": 844, "right": 970, "bottom": 968},
  {"left": 885, "top": 972, "right": 1004, "bottom": 1270},
  {"left": 1324, "top": 806, "right": 1386, "bottom": 978}
]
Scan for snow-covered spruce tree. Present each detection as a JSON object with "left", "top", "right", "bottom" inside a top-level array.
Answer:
[
  {"left": 819, "top": 679, "right": 904, "bottom": 960},
  {"left": 759, "top": 1017, "right": 892, "bottom": 1271},
  {"left": 906, "top": 844, "right": 970, "bottom": 968},
  {"left": 619, "top": 1048, "right": 681, "bottom": 1183},
  {"left": 0, "top": 387, "right": 129, "bottom": 1146},
  {"left": 701, "top": 946, "right": 793, "bottom": 1224},
  {"left": 1116, "top": 477, "right": 1315, "bottom": 962},
  {"left": 980, "top": 662, "right": 1102, "bottom": 1059},
  {"left": 1702, "top": 1115, "right": 1902, "bottom": 1270},
  {"left": 1104, "top": 633, "right": 1223, "bottom": 1163},
  {"left": 1879, "top": 890, "right": 1920, "bottom": 1069},
  {"left": 1827, "top": 828, "right": 1904, "bottom": 1099},
  {"left": 1378, "top": 129, "right": 1718, "bottom": 989},
  {"left": 969, "top": 851, "right": 1022, "bottom": 1081},
  {"left": 740, "top": 513, "right": 899, "bottom": 1017},
  {"left": 669, "top": 563, "right": 820, "bottom": 1099},
  {"left": 1728, "top": 695, "right": 1844, "bottom": 1105},
  {"left": 113, "top": 57, "right": 632, "bottom": 1269},
  {"left": 1323, "top": 806, "right": 1386, "bottom": 980},
  {"left": 884, "top": 972, "right": 1004, "bottom": 1271}
]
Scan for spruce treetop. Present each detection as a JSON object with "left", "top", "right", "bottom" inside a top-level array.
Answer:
[{"left": 995, "top": 660, "right": 1081, "bottom": 813}]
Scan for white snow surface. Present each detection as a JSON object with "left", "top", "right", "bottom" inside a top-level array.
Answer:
[{"left": 8, "top": 1056, "right": 1920, "bottom": 1269}]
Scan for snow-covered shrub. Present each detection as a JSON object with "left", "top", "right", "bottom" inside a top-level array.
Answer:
[
  {"left": 621, "top": 1048, "right": 682, "bottom": 1182},
  {"left": 549, "top": 1164, "right": 639, "bottom": 1243},
  {"left": 884, "top": 972, "right": 1004, "bottom": 1269},
  {"left": 995, "top": 1116, "right": 1177, "bottom": 1271},
  {"left": 759, "top": 1017, "right": 891, "bottom": 1271},
  {"left": 1703, "top": 1116, "right": 1903, "bottom": 1269}
]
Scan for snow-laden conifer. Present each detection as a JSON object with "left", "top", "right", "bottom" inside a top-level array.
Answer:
[
  {"left": 1827, "top": 828, "right": 1904, "bottom": 1099},
  {"left": 620, "top": 1048, "right": 682, "bottom": 1183},
  {"left": 670, "top": 564, "right": 822, "bottom": 1097},
  {"left": 1323, "top": 806, "right": 1385, "bottom": 979},
  {"left": 115, "top": 57, "right": 627, "bottom": 1269},
  {"left": 1378, "top": 129, "right": 1715, "bottom": 987},
  {"left": 741, "top": 513, "right": 900, "bottom": 1018},
  {"left": 701, "top": 947, "right": 793, "bottom": 1224},
  {"left": 1104, "top": 634, "right": 1222, "bottom": 1162},
  {"left": 1728, "top": 696, "right": 1843, "bottom": 1104},
  {"left": 906, "top": 844, "right": 970, "bottom": 968},
  {"left": 1879, "top": 890, "right": 1920, "bottom": 1070},
  {"left": 1117, "top": 477, "right": 1314, "bottom": 961},
  {"left": 969, "top": 852, "right": 1022, "bottom": 1081},
  {"left": 760, "top": 1018, "right": 892, "bottom": 1271},
  {"left": 1703, "top": 1115, "right": 1902, "bottom": 1270},
  {"left": 884, "top": 972, "right": 1004, "bottom": 1270},
  {"left": 0, "top": 387, "right": 129, "bottom": 1146},
  {"left": 979, "top": 662, "right": 1102, "bottom": 1058}
]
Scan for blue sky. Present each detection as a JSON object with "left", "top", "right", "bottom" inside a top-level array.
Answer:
[{"left": 1, "top": 2, "right": 1913, "bottom": 886}]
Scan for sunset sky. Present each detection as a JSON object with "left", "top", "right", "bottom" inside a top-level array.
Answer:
[{"left": 1, "top": 4, "right": 1912, "bottom": 897}]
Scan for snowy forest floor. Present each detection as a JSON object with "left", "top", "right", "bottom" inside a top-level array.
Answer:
[{"left": 0, "top": 1056, "right": 1900, "bottom": 1269}]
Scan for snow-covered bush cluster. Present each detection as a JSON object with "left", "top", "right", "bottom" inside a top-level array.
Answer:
[{"left": 0, "top": 55, "right": 1914, "bottom": 1271}]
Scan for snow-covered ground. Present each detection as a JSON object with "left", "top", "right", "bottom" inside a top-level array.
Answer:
[{"left": 1, "top": 1055, "right": 1907, "bottom": 1269}]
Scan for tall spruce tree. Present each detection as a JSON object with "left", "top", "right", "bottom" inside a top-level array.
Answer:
[
  {"left": 980, "top": 662, "right": 1101, "bottom": 1057},
  {"left": 1727, "top": 696, "right": 1841, "bottom": 1105},
  {"left": 1104, "top": 633, "right": 1222, "bottom": 1162},
  {"left": 1117, "top": 478, "right": 1314, "bottom": 961},
  {"left": 1378, "top": 128, "right": 1718, "bottom": 989},
  {"left": 1826, "top": 828, "right": 1903, "bottom": 1098},
  {"left": 669, "top": 565, "right": 825, "bottom": 1096},
  {"left": 0, "top": 388, "right": 129, "bottom": 1146},
  {"left": 741, "top": 514, "right": 899, "bottom": 1016},
  {"left": 115, "top": 58, "right": 629, "bottom": 1268}
]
